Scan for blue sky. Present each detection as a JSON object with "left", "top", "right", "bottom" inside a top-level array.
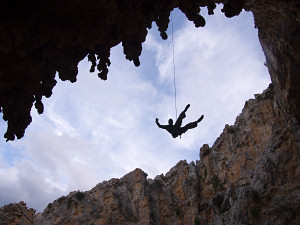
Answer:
[{"left": 0, "top": 5, "right": 270, "bottom": 212}]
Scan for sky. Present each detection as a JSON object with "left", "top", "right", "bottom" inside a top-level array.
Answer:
[{"left": 0, "top": 5, "right": 270, "bottom": 212}]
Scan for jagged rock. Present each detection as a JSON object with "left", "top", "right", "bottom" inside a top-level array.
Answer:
[
  {"left": 197, "top": 84, "right": 300, "bottom": 225},
  {"left": 0, "top": 201, "right": 35, "bottom": 225},
  {"left": 0, "top": 0, "right": 299, "bottom": 224},
  {"left": 0, "top": 0, "right": 299, "bottom": 140},
  {"left": 1, "top": 84, "right": 299, "bottom": 224},
  {"left": 200, "top": 144, "right": 211, "bottom": 159}
]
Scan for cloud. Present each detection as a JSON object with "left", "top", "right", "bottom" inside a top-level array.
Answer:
[
  {"left": 0, "top": 45, "right": 174, "bottom": 211},
  {"left": 0, "top": 156, "right": 64, "bottom": 211},
  {"left": 145, "top": 7, "right": 270, "bottom": 148},
  {"left": 0, "top": 6, "right": 270, "bottom": 212}
]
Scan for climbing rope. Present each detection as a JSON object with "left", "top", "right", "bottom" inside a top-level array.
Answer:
[{"left": 171, "top": 11, "right": 178, "bottom": 120}]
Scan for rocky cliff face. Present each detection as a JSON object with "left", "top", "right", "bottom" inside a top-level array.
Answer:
[
  {"left": 196, "top": 84, "right": 300, "bottom": 224},
  {"left": 0, "top": 201, "right": 35, "bottom": 225},
  {"left": 1, "top": 0, "right": 299, "bottom": 224},
  {"left": 246, "top": 0, "right": 300, "bottom": 124},
  {"left": 2, "top": 84, "right": 299, "bottom": 224}
]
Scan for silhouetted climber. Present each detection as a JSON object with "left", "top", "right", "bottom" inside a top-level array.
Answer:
[{"left": 156, "top": 104, "right": 204, "bottom": 138}]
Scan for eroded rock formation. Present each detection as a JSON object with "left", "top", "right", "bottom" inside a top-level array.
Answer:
[
  {"left": 1, "top": 84, "right": 299, "bottom": 224},
  {"left": 0, "top": 0, "right": 299, "bottom": 141},
  {"left": 0, "top": 0, "right": 217, "bottom": 141},
  {"left": 1, "top": 0, "right": 299, "bottom": 224},
  {"left": 0, "top": 201, "right": 35, "bottom": 225}
]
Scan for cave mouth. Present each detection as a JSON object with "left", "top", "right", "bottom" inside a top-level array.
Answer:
[
  {"left": 0, "top": 1, "right": 256, "bottom": 142},
  {"left": 0, "top": 5, "right": 272, "bottom": 212},
  {"left": 1, "top": 1, "right": 298, "bottom": 143}
]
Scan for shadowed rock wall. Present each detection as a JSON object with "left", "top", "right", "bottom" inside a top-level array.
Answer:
[
  {"left": 0, "top": 0, "right": 299, "bottom": 140},
  {"left": 246, "top": 0, "right": 300, "bottom": 126},
  {"left": 0, "top": 1, "right": 299, "bottom": 224}
]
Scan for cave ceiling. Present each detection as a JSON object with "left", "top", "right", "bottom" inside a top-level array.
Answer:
[{"left": 0, "top": 0, "right": 299, "bottom": 141}]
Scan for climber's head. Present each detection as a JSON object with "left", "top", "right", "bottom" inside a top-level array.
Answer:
[{"left": 168, "top": 118, "right": 173, "bottom": 125}]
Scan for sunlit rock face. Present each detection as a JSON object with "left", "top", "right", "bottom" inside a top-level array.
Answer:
[
  {"left": 1, "top": 84, "right": 299, "bottom": 225},
  {"left": 0, "top": 0, "right": 299, "bottom": 224},
  {"left": 33, "top": 85, "right": 299, "bottom": 225},
  {"left": 0, "top": 0, "right": 299, "bottom": 141},
  {"left": 197, "top": 84, "right": 300, "bottom": 224}
]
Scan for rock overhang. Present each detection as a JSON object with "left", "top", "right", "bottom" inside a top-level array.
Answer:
[{"left": 0, "top": 0, "right": 299, "bottom": 141}]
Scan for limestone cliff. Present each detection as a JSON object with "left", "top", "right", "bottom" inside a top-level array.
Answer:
[
  {"left": 2, "top": 84, "right": 299, "bottom": 224},
  {"left": 1, "top": 0, "right": 299, "bottom": 224},
  {"left": 0, "top": 201, "right": 35, "bottom": 225}
]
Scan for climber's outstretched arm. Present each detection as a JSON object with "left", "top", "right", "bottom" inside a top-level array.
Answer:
[{"left": 156, "top": 118, "right": 167, "bottom": 129}]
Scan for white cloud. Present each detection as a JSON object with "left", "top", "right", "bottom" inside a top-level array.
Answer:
[
  {"left": 146, "top": 7, "right": 269, "bottom": 149},
  {"left": 0, "top": 6, "right": 270, "bottom": 212},
  {"left": 0, "top": 157, "right": 64, "bottom": 210}
]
